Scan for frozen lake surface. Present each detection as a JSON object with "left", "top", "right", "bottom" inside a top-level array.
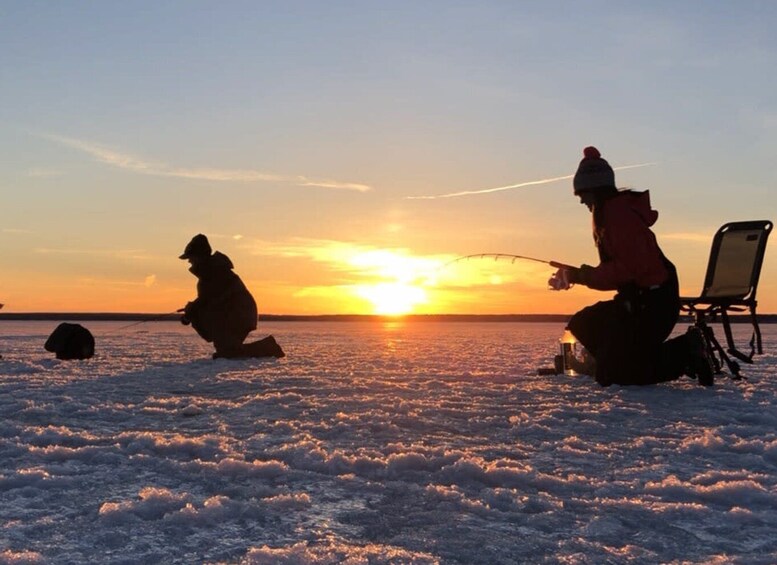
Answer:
[{"left": 1, "top": 320, "right": 777, "bottom": 564}]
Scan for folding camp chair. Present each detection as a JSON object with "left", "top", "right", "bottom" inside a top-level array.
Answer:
[{"left": 680, "top": 220, "right": 772, "bottom": 380}]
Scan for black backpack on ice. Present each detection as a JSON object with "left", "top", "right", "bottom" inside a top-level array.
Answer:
[{"left": 44, "top": 323, "right": 95, "bottom": 360}]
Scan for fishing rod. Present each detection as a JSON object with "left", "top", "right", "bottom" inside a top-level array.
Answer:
[
  {"left": 98, "top": 310, "right": 183, "bottom": 335},
  {"left": 443, "top": 253, "right": 573, "bottom": 270}
]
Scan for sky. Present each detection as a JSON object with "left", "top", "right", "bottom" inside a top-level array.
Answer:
[{"left": 1, "top": 1, "right": 776, "bottom": 315}]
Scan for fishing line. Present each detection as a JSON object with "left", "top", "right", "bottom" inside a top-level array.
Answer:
[{"left": 96, "top": 310, "right": 182, "bottom": 335}]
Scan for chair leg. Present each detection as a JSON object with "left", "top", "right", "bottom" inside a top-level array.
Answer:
[
  {"left": 720, "top": 308, "right": 756, "bottom": 364},
  {"left": 751, "top": 306, "right": 763, "bottom": 355},
  {"left": 696, "top": 321, "right": 744, "bottom": 380}
]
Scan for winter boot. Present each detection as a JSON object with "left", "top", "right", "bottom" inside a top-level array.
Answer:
[{"left": 241, "top": 335, "right": 285, "bottom": 358}]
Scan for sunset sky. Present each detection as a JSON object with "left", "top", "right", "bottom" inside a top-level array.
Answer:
[{"left": 2, "top": 2, "right": 776, "bottom": 315}]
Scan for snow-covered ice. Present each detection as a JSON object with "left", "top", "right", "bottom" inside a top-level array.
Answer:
[{"left": 1, "top": 320, "right": 776, "bottom": 564}]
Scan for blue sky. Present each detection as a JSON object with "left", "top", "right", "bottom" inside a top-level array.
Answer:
[{"left": 1, "top": 1, "right": 776, "bottom": 313}]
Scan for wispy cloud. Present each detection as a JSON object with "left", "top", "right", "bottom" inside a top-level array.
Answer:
[
  {"left": 661, "top": 232, "right": 713, "bottom": 243},
  {"left": 2, "top": 228, "right": 34, "bottom": 235},
  {"left": 26, "top": 168, "right": 64, "bottom": 178},
  {"left": 244, "top": 237, "right": 539, "bottom": 287},
  {"left": 297, "top": 179, "right": 372, "bottom": 192},
  {"left": 40, "top": 133, "right": 371, "bottom": 192},
  {"left": 246, "top": 238, "right": 445, "bottom": 280},
  {"left": 34, "top": 247, "right": 155, "bottom": 260},
  {"left": 406, "top": 163, "right": 656, "bottom": 200},
  {"left": 77, "top": 275, "right": 159, "bottom": 288}
]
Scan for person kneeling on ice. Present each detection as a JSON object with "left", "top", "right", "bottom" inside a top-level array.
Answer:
[
  {"left": 179, "top": 234, "right": 284, "bottom": 359},
  {"left": 547, "top": 146, "right": 713, "bottom": 387}
]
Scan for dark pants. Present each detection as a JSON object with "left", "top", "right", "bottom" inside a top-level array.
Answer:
[
  {"left": 189, "top": 310, "right": 251, "bottom": 357},
  {"left": 568, "top": 277, "right": 691, "bottom": 386}
]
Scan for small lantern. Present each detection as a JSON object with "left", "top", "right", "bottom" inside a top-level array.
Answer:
[{"left": 559, "top": 328, "right": 578, "bottom": 376}]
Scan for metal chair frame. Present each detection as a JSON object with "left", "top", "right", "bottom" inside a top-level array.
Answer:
[{"left": 680, "top": 220, "right": 772, "bottom": 380}]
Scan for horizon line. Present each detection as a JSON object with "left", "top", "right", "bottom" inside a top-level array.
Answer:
[{"left": 1, "top": 312, "right": 773, "bottom": 322}]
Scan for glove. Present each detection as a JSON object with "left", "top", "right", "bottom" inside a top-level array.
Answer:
[
  {"left": 566, "top": 264, "right": 594, "bottom": 286},
  {"left": 177, "top": 304, "right": 191, "bottom": 325},
  {"left": 548, "top": 267, "right": 573, "bottom": 291}
]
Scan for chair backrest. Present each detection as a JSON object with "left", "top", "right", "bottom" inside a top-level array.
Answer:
[{"left": 700, "top": 220, "right": 772, "bottom": 301}]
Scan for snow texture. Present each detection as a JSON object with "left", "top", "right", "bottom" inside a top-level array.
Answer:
[{"left": 1, "top": 320, "right": 776, "bottom": 564}]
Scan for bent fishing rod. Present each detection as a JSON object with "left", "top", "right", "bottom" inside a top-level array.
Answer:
[{"left": 442, "top": 253, "right": 573, "bottom": 270}]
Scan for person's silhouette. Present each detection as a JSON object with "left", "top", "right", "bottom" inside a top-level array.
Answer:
[
  {"left": 179, "top": 234, "right": 282, "bottom": 358},
  {"left": 548, "top": 147, "right": 713, "bottom": 386}
]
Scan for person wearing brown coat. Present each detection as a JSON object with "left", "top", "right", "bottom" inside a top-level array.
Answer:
[{"left": 179, "top": 234, "right": 283, "bottom": 358}]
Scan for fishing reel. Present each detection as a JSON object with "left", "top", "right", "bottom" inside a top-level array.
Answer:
[{"left": 548, "top": 268, "right": 574, "bottom": 291}]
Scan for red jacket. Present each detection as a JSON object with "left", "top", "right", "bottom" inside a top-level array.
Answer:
[{"left": 585, "top": 190, "right": 669, "bottom": 291}]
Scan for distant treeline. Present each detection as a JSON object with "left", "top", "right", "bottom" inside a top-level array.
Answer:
[{"left": 1, "top": 313, "right": 776, "bottom": 324}]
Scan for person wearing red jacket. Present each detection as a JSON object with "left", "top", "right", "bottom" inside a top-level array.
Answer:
[{"left": 549, "top": 147, "right": 713, "bottom": 386}]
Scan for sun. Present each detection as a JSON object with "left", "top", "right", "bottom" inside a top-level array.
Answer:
[
  {"left": 344, "top": 249, "right": 438, "bottom": 315},
  {"left": 355, "top": 282, "right": 428, "bottom": 316}
]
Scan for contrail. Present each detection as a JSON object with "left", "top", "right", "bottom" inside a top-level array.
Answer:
[{"left": 406, "top": 163, "right": 657, "bottom": 200}]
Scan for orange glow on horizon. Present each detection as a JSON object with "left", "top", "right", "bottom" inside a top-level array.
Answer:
[{"left": 0, "top": 241, "right": 620, "bottom": 315}]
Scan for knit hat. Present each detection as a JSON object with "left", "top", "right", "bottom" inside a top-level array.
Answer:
[
  {"left": 573, "top": 146, "right": 616, "bottom": 194},
  {"left": 179, "top": 234, "right": 212, "bottom": 259}
]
